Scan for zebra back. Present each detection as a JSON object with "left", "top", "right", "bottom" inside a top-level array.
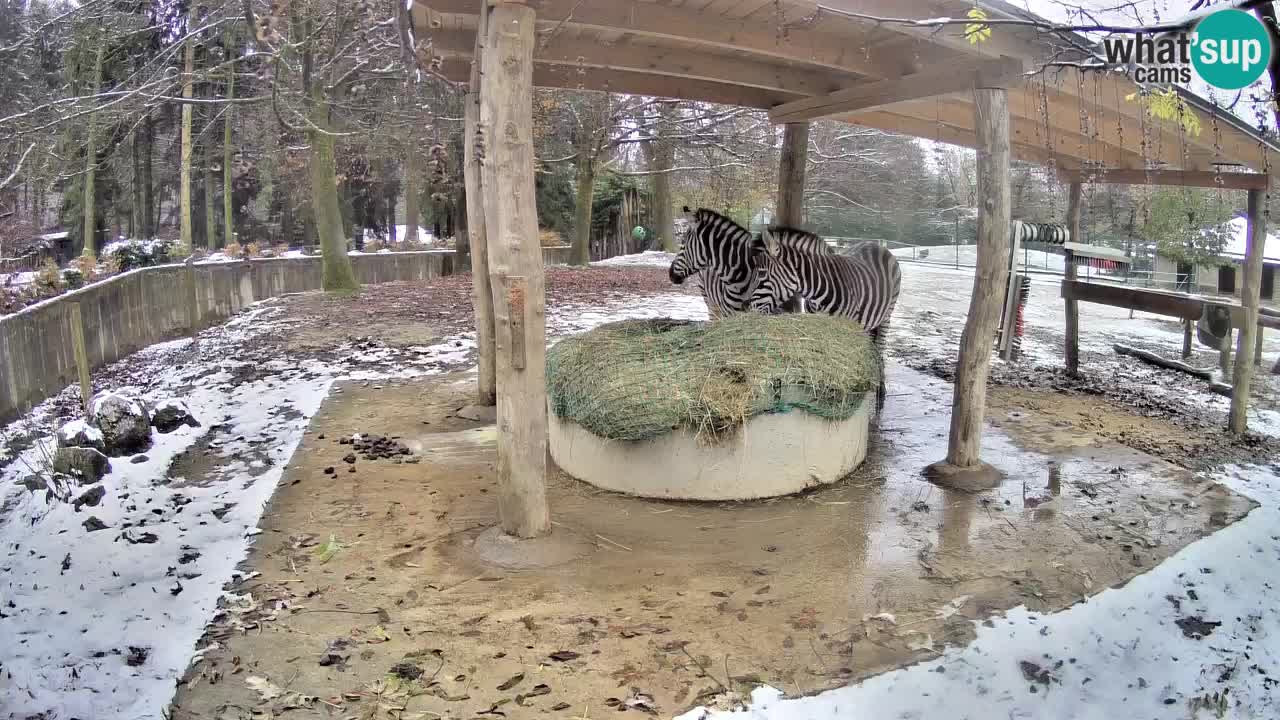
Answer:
[{"left": 754, "top": 235, "right": 901, "bottom": 334}]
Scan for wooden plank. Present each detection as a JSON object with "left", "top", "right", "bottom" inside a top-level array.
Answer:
[
  {"left": 775, "top": 122, "right": 809, "bottom": 226},
  {"left": 1230, "top": 188, "right": 1266, "bottom": 433},
  {"left": 1064, "top": 183, "right": 1082, "bottom": 377},
  {"left": 419, "top": 0, "right": 912, "bottom": 79},
  {"left": 944, "top": 87, "right": 1011, "bottom": 469},
  {"left": 438, "top": 58, "right": 793, "bottom": 109},
  {"left": 1061, "top": 280, "right": 1205, "bottom": 320},
  {"left": 464, "top": 5, "right": 496, "bottom": 406},
  {"left": 429, "top": 29, "right": 853, "bottom": 97},
  {"left": 69, "top": 303, "right": 92, "bottom": 413},
  {"left": 1059, "top": 169, "right": 1270, "bottom": 190},
  {"left": 769, "top": 56, "right": 1024, "bottom": 124},
  {"left": 479, "top": 1, "right": 551, "bottom": 538}
]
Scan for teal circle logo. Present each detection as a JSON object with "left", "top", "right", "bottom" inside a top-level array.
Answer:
[{"left": 1192, "top": 9, "right": 1273, "bottom": 90}]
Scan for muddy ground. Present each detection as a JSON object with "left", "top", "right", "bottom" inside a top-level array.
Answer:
[{"left": 169, "top": 365, "right": 1252, "bottom": 720}]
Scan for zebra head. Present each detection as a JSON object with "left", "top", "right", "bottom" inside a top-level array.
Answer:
[
  {"left": 747, "top": 228, "right": 801, "bottom": 314},
  {"left": 668, "top": 207, "right": 751, "bottom": 285}
]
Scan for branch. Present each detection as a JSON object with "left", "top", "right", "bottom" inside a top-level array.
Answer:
[{"left": 0, "top": 143, "right": 36, "bottom": 191}]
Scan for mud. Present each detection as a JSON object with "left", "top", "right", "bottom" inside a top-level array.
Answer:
[{"left": 170, "top": 365, "right": 1254, "bottom": 720}]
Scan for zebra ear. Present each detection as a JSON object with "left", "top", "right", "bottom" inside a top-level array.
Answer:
[
  {"left": 762, "top": 228, "right": 781, "bottom": 257},
  {"left": 682, "top": 205, "right": 692, "bottom": 215}
]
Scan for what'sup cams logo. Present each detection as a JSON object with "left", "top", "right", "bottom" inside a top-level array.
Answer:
[{"left": 1101, "top": 8, "right": 1274, "bottom": 90}]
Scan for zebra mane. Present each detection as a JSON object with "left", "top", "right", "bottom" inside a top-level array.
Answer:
[{"left": 761, "top": 225, "right": 832, "bottom": 255}]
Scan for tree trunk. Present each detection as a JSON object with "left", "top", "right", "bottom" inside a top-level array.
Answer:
[
  {"left": 942, "top": 87, "right": 1011, "bottom": 470},
  {"left": 178, "top": 16, "right": 195, "bottom": 254},
  {"left": 143, "top": 112, "right": 154, "bottom": 240},
  {"left": 479, "top": 1, "right": 550, "bottom": 538},
  {"left": 131, "top": 127, "right": 142, "bottom": 240},
  {"left": 646, "top": 109, "right": 676, "bottom": 251},
  {"left": 1230, "top": 189, "right": 1266, "bottom": 433},
  {"left": 571, "top": 152, "right": 595, "bottom": 265},
  {"left": 775, "top": 122, "right": 809, "bottom": 227},
  {"left": 308, "top": 98, "right": 359, "bottom": 292},
  {"left": 204, "top": 133, "right": 217, "bottom": 249},
  {"left": 403, "top": 150, "right": 419, "bottom": 245},
  {"left": 82, "top": 37, "right": 106, "bottom": 258},
  {"left": 223, "top": 40, "right": 235, "bottom": 247}
]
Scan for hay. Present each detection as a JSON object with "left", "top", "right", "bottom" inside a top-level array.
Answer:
[{"left": 546, "top": 314, "right": 881, "bottom": 442}]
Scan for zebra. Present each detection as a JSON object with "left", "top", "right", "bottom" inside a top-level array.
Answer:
[
  {"left": 668, "top": 207, "right": 828, "bottom": 317},
  {"left": 748, "top": 226, "right": 902, "bottom": 412}
]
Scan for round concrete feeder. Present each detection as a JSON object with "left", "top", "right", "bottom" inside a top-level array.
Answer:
[{"left": 548, "top": 393, "right": 871, "bottom": 501}]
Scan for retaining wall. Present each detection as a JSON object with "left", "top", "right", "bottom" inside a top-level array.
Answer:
[{"left": 1, "top": 248, "right": 573, "bottom": 425}]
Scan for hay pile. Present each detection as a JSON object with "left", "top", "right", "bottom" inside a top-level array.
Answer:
[{"left": 546, "top": 314, "right": 880, "bottom": 442}]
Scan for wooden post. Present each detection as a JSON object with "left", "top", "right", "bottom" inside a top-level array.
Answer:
[
  {"left": 1064, "top": 182, "right": 1083, "bottom": 377},
  {"left": 1229, "top": 189, "right": 1266, "bottom": 433},
  {"left": 1219, "top": 329, "right": 1233, "bottom": 377},
  {"left": 185, "top": 256, "right": 200, "bottom": 341},
  {"left": 69, "top": 303, "right": 92, "bottom": 413},
  {"left": 1255, "top": 326, "right": 1264, "bottom": 366},
  {"left": 479, "top": 2, "right": 551, "bottom": 538},
  {"left": 775, "top": 122, "right": 809, "bottom": 226},
  {"left": 1182, "top": 318, "right": 1193, "bottom": 359},
  {"left": 932, "top": 87, "right": 1011, "bottom": 479},
  {"left": 464, "top": 5, "right": 497, "bottom": 406}
]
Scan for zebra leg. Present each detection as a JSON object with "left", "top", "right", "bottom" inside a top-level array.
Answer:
[{"left": 871, "top": 323, "right": 889, "bottom": 417}]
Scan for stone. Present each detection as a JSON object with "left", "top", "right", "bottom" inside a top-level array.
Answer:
[
  {"left": 56, "top": 419, "right": 106, "bottom": 453},
  {"left": 88, "top": 391, "right": 152, "bottom": 455},
  {"left": 52, "top": 446, "right": 112, "bottom": 485},
  {"left": 151, "top": 398, "right": 200, "bottom": 433},
  {"left": 72, "top": 484, "right": 106, "bottom": 512}
]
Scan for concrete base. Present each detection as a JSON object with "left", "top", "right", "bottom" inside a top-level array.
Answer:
[
  {"left": 547, "top": 394, "right": 871, "bottom": 501},
  {"left": 472, "top": 526, "right": 593, "bottom": 570},
  {"left": 923, "top": 459, "right": 1005, "bottom": 492}
]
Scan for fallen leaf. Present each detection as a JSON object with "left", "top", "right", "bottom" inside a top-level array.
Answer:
[
  {"left": 548, "top": 650, "right": 580, "bottom": 662},
  {"left": 515, "top": 683, "right": 552, "bottom": 705},
  {"left": 496, "top": 672, "right": 524, "bottom": 691},
  {"left": 245, "top": 675, "right": 283, "bottom": 701}
]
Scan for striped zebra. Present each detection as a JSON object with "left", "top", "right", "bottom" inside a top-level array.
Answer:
[
  {"left": 749, "top": 227, "right": 902, "bottom": 412},
  {"left": 668, "top": 208, "right": 827, "bottom": 317}
]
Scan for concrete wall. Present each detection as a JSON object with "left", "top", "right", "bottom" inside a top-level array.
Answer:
[{"left": 1, "top": 248, "right": 574, "bottom": 425}]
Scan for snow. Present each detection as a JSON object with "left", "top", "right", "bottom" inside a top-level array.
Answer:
[
  {"left": 101, "top": 238, "right": 169, "bottom": 258},
  {"left": 56, "top": 419, "right": 103, "bottom": 446},
  {"left": 891, "top": 243, "right": 1067, "bottom": 272},
  {"left": 1, "top": 270, "right": 36, "bottom": 287},
  {"left": 364, "top": 225, "right": 434, "bottom": 245},
  {"left": 592, "top": 250, "right": 678, "bottom": 268}
]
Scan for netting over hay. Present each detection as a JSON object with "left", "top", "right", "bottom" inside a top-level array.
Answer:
[{"left": 546, "top": 314, "right": 881, "bottom": 442}]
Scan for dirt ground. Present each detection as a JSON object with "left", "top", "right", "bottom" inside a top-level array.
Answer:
[{"left": 169, "top": 362, "right": 1253, "bottom": 720}]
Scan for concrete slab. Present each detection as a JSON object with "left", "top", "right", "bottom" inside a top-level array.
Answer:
[{"left": 170, "top": 365, "right": 1254, "bottom": 719}]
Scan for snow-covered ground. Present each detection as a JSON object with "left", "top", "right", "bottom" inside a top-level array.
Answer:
[
  {"left": 592, "top": 249, "right": 677, "bottom": 268},
  {"left": 0, "top": 287, "right": 705, "bottom": 720},
  {"left": 890, "top": 242, "right": 1068, "bottom": 273},
  {"left": 2, "top": 256, "right": 1279, "bottom": 719}
]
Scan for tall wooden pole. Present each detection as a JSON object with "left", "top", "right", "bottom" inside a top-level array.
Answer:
[
  {"left": 775, "top": 122, "right": 809, "bottom": 226},
  {"left": 1229, "top": 189, "right": 1266, "bottom": 433},
  {"left": 479, "top": 2, "right": 550, "bottom": 538},
  {"left": 464, "top": 3, "right": 496, "bottom": 406},
  {"left": 1064, "top": 182, "right": 1083, "bottom": 376},
  {"left": 935, "top": 87, "right": 1011, "bottom": 474}
]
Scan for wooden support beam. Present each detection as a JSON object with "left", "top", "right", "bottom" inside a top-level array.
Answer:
[
  {"left": 420, "top": 0, "right": 912, "bottom": 79},
  {"left": 769, "top": 56, "right": 1024, "bottom": 124},
  {"left": 430, "top": 29, "right": 853, "bottom": 97},
  {"left": 775, "top": 123, "right": 809, "bottom": 226},
  {"left": 479, "top": 2, "right": 551, "bottom": 538},
  {"left": 1064, "top": 183, "right": 1082, "bottom": 377},
  {"left": 942, "top": 86, "right": 1012, "bottom": 472},
  {"left": 437, "top": 58, "right": 793, "bottom": 110},
  {"left": 1059, "top": 169, "right": 1270, "bottom": 190},
  {"left": 1061, "top": 279, "right": 1204, "bottom": 320},
  {"left": 1230, "top": 188, "right": 1266, "bottom": 433},
  {"left": 464, "top": 5, "right": 496, "bottom": 406}
]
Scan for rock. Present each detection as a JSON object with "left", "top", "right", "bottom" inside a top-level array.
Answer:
[
  {"left": 130, "top": 454, "right": 149, "bottom": 464},
  {"left": 88, "top": 391, "right": 152, "bottom": 455},
  {"left": 53, "top": 447, "right": 112, "bottom": 485},
  {"left": 82, "top": 516, "right": 109, "bottom": 532},
  {"left": 56, "top": 419, "right": 105, "bottom": 453},
  {"left": 72, "top": 484, "right": 106, "bottom": 512},
  {"left": 151, "top": 399, "right": 200, "bottom": 433}
]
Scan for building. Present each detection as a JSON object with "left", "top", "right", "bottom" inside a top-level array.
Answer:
[{"left": 1153, "top": 216, "right": 1279, "bottom": 301}]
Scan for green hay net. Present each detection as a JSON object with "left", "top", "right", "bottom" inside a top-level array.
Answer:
[{"left": 546, "top": 314, "right": 881, "bottom": 442}]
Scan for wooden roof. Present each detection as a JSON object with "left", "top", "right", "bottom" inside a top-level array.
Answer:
[{"left": 414, "top": 0, "right": 1279, "bottom": 176}]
